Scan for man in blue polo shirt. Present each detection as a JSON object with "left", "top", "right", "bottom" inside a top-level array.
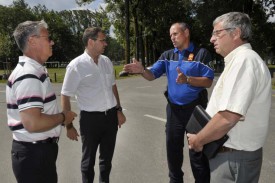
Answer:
[{"left": 124, "top": 22, "right": 214, "bottom": 183}]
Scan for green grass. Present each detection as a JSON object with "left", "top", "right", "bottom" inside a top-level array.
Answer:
[
  {"left": 48, "top": 65, "right": 133, "bottom": 83},
  {"left": 44, "top": 65, "right": 128, "bottom": 83},
  {"left": 47, "top": 68, "right": 66, "bottom": 83},
  {"left": 268, "top": 65, "right": 275, "bottom": 69},
  {"left": 2, "top": 64, "right": 274, "bottom": 88},
  {"left": 0, "top": 65, "right": 135, "bottom": 83}
]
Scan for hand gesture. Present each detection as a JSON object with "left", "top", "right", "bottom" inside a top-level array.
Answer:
[
  {"left": 123, "top": 58, "right": 144, "bottom": 74},
  {"left": 176, "top": 67, "right": 187, "bottom": 84}
]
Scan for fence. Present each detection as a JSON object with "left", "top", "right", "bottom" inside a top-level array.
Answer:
[{"left": 45, "top": 62, "right": 68, "bottom": 68}]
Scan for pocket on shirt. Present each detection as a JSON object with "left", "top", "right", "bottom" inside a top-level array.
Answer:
[{"left": 82, "top": 74, "right": 97, "bottom": 87}]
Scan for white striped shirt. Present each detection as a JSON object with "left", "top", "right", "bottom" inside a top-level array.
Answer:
[{"left": 6, "top": 56, "right": 61, "bottom": 142}]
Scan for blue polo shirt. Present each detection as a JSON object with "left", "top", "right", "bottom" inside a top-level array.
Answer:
[{"left": 149, "top": 43, "right": 214, "bottom": 105}]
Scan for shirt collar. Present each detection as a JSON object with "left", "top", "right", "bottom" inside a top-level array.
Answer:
[
  {"left": 173, "top": 42, "right": 194, "bottom": 54},
  {"left": 19, "top": 56, "right": 45, "bottom": 70},
  {"left": 84, "top": 50, "right": 101, "bottom": 64},
  {"left": 224, "top": 43, "right": 252, "bottom": 66}
]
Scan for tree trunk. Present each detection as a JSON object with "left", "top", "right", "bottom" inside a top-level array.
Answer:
[{"left": 125, "top": 0, "right": 130, "bottom": 64}]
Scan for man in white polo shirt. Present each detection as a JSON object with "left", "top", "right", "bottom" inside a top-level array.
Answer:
[
  {"left": 6, "top": 20, "right": 77, "bottom": 183},
  {"left": 61, "top": 27, "right": 126, "bottom": 183},
  {"left": 187, "top": 12, "right": 271, "bottom": 183}
]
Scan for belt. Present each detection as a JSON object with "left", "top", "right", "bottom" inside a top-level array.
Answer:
[
  {"left": 82, "top": 106, "right": 116, "bottom": 115},
  {"left": 14, "top": 137, "right": 59, "bottom": 145},
  {"left": 218, "top": 146, "right": 237, "bottom": 153},
  {"left": 168, "top": 99, "right": 199, "bottom": 110}
]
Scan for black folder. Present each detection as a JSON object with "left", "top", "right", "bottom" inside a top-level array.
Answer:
[{"left": 186, "top": 105, "right": 229, "bottom": 159}]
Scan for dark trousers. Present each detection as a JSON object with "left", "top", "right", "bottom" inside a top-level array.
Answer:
[
  {"left": 11, "top": 140, "right": 58, "bottom": 183},
  {"left": 80, "top": 108, "right": 118, "bottom": 183},
  {"left": 166, "top": 103, "right": 210, "bottom": 183}
]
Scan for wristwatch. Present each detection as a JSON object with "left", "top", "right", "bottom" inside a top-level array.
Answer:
[
  {"left": 186, "top": 76, "right": 190, "bottom": 84},
  {"left": 116, "top": 106, "right": 123, "bottom": 112}
]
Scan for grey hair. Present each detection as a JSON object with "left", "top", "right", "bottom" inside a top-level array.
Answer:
[
  {"left": 213, "top": 12, "right": 252, "bottom": 42},
  {"left": 13, "top": 20, "right": 48, "bottom": 52},
  {"left": 82, "top": 27, "right": 103, "bottom": 46}
]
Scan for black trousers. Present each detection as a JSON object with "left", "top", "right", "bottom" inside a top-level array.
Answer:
[
  {"left": 166, "top": 103, "right": 210, "bottom": 183},
  {"left": 80, "top": 108, "right": 118, "bottom": 183},
  {"left": 11, "top": 140, "right": 58, "bottom": 183}
]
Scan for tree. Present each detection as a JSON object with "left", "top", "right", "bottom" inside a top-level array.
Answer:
[
  {"left": 0, "top": 0, "right": 274, "bottom": 68},
  {"left": 0, "top": 33, "right": 13, "bottom": 58},
  {"left": 193, "top": 0, "right": 275, "bottom": 60},
  {"left": 0, "top": 1, "right": 36, "bottom": 60},
  {"left": 104, "top": 37, "right": 125, "bottom": 61},
  {"left": 125, "top": 0, "right": 130, "bottom": 64}
]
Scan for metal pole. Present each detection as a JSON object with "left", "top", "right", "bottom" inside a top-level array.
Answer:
[{"left": 54, "top": 73, "right": 57, "bottom": 82}]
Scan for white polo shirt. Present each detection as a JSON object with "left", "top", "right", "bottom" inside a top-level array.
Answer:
[
  {"left": 206, "top": 43, "right": 271, "bottom": 151},
  {"left": 6, "top": 56, "right": 61, "bottom": 142},
  {"left": 61, "top": 51, "right": 117, "bottom": 112}
]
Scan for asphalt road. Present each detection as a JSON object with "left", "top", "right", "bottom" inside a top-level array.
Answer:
[{"left": 0, "top": 75, "right": 274, "bottom": 183}]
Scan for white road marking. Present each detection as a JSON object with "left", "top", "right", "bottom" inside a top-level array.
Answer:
[
  {"left": 144, "top": 114, "right": 166, "bottom": 122},
  {"left": 136, "top": 86, "right": 152, "bottom": 89}
]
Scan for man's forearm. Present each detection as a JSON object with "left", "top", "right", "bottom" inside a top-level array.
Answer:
[
  {"left": 61, "top": 95, "right": 71, "bottom": 111},
  {"left": 196, "top": 111, "right": 240, "bottom": 145},
  {"left": 186, "top": 77, "right": 212, "bottom": 87},
  {"left": 141, "top": 68, "right": 156, "bottom": 81}
]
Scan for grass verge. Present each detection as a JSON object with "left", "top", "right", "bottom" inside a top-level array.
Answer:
[{"left": 0, "top": 65, "right": 137, "bottom": 83}]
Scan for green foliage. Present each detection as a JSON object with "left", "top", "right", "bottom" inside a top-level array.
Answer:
[
  {"left": 104, "top": 0, "right": 275, "bottom": 65},
  {"left": 104, "top": 37, "right": 125, "bottom": 62},
  {"left": 0, "top": 33, "right": 13, "bottom": 57},
  {"left": 75, "top": 0, "right": 95, "bottom": 6},
  {"left": 1, "top": 0, "right": 275, "bottom": 68},
  {"left": 0, "top": 3, "right": 36, "bottom": 59},
  {"left": 0, "top": 0, "right": 123, "bottom": 63}
]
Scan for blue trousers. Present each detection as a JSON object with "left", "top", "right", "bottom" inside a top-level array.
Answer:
[
  {"left": 166, "top": 103, "right": 210, "bottom": 183},
  {"left": 80, "top": 108, "right": 118, "bottom": 183}
]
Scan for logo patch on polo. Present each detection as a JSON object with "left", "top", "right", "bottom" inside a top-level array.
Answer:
[{"left": 188, "top": 53, "right": 194, "bottom": 61}]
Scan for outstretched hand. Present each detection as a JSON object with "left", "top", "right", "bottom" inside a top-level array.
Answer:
[
  {"left": 176, "top": 67, "right": 187, "bottom": 84},
  {"left": 123, "top": 58, "right": 144, "bottom": 74}
]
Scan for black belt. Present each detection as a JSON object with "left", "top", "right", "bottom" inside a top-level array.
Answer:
[
  {"left": 218, "top": 146, "right": 238, "bottom": 153},
  {"left": 82, "top": 106, "right": 116, "bottom": 115},
  {"left": 168, "top": 99, "right": 199, "bottom": 110},
  {"left": 13, "top": 137, "right": 59, "bottom": 145}
]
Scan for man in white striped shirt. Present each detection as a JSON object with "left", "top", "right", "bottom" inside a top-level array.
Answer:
[{"left": 6, "top": 20, "right": 77, "bottom": 183}]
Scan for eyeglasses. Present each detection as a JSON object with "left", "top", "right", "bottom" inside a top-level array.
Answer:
[
  {"left": 94, "top": 38, "right": 107, "bottom": 43},
  {"left": 211, "top": 28, "right": 235, "bottom": 38},
  {"left": 31, "top": 35, "right": 52, "bottom": 42}
]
